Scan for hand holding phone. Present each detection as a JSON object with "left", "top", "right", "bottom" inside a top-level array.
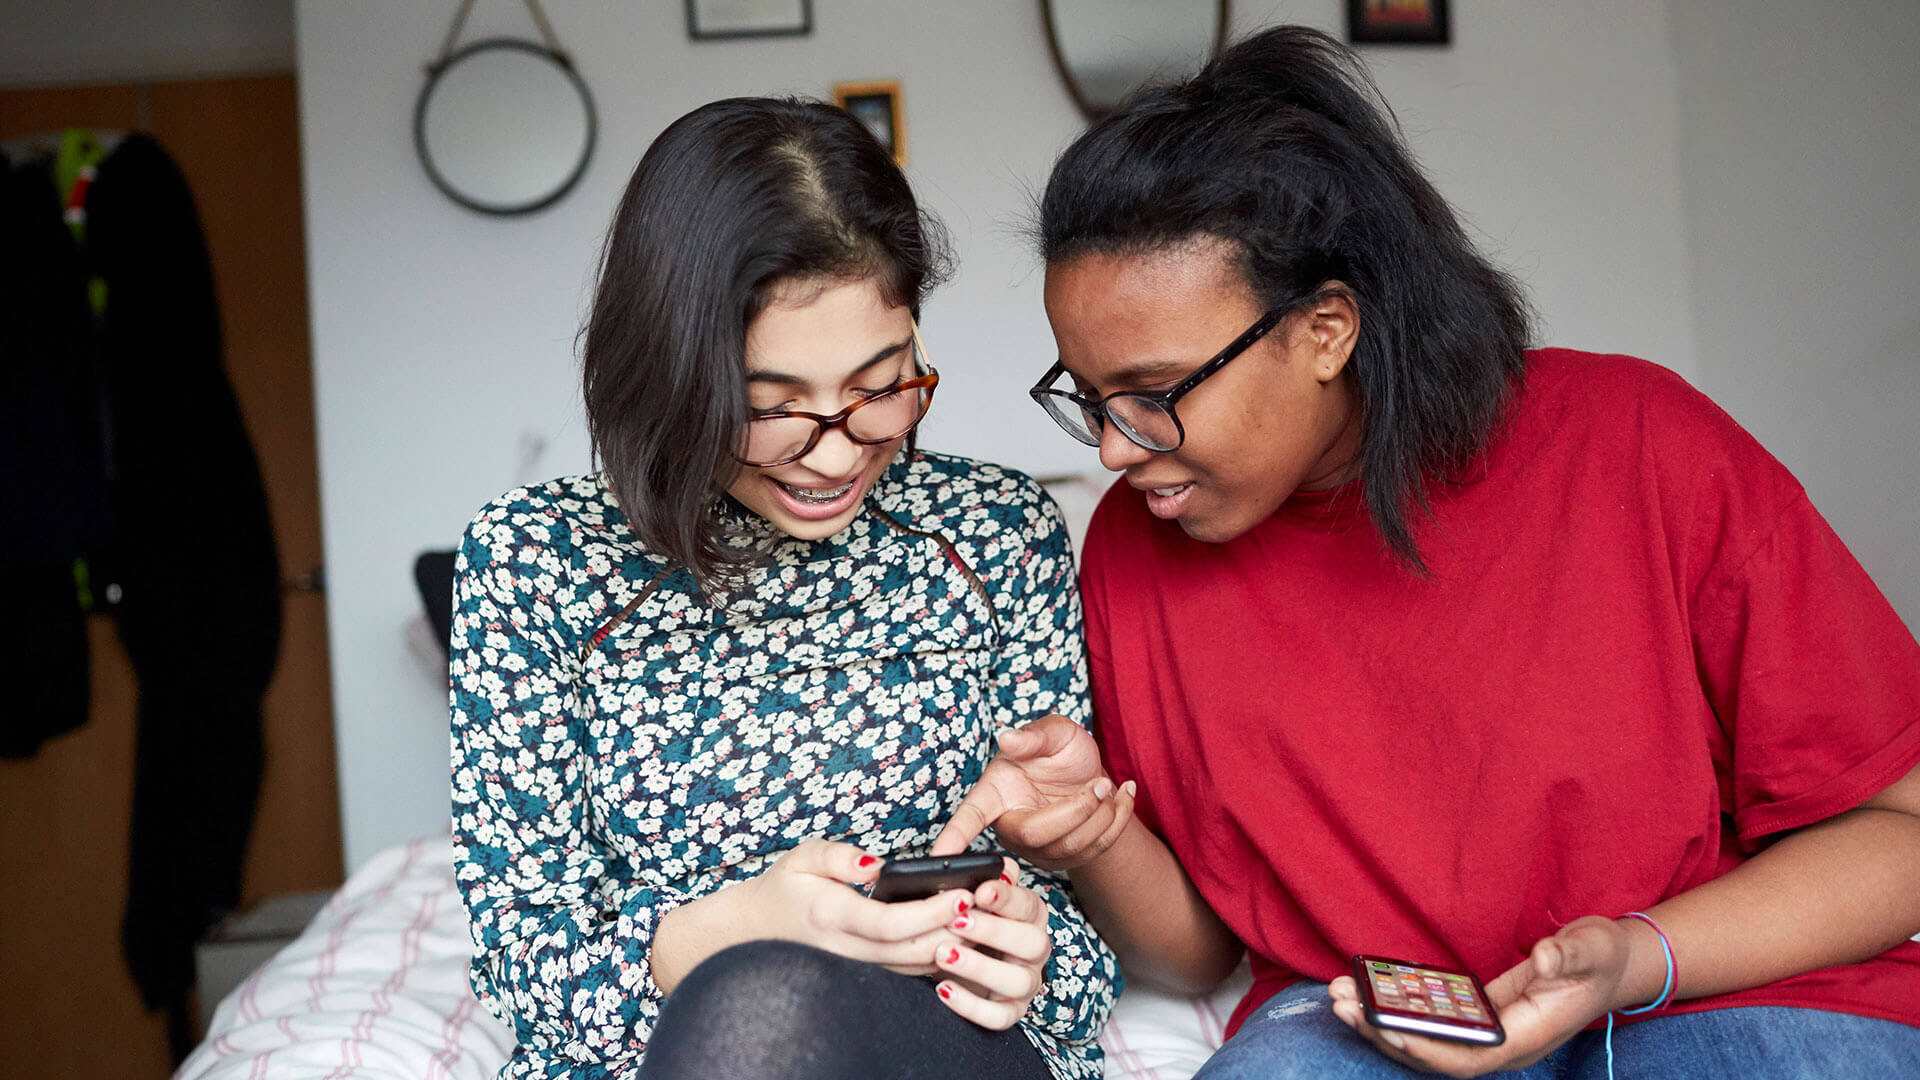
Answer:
[{"left": 1352, "top": 956, "right": 1506, "bottom": 1046}]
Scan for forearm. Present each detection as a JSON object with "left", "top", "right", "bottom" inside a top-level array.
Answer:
[
  {"left": 1614, "top": 806, "right": 1920, "bottom": 1008},
  {"left": 1070, "top": 816, "right": 1242, "bottom": 995},
  {"left": 650, "top": 880, "right": 758, "bottom": 994}
]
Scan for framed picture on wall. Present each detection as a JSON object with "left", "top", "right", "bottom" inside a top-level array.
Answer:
[
  {"left": 686, "top": 0, "right": 813, "bottom": 41},
  {"left": 834, "top": 81, "right": 906, "bottom": 166},
  {"left": 1347, "top": 0, "right": 1451, "bottom": 46}
]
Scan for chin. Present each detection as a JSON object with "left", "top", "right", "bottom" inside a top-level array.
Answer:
[{"left": 1175, "top": 506, "right": 1257, "bottom": 545}]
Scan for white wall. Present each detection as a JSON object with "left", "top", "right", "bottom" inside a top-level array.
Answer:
[
  {"left": 301, "top": 0, "right": 1718, "bottom": 869},
  {"left": 1670, "top": 1, "right": 1920, "bottom": 626},
  {"left": 0, "top": 0, "right": 293, "bottom": 88}
]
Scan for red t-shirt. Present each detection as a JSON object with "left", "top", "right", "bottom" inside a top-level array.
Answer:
[{"left": 1081, "top": 348, "right": 1920, "bottom": 1037}]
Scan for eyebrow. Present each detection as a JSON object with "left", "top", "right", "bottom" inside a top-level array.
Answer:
[
  {"left": 747, "top": 337, "right": 913, "bottom": 387},
  {"left": 1063, "top": 357, "right": 1193, "bottom": 390}
]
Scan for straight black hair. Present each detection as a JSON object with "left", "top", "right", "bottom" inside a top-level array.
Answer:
[
  {"left": 582, "top": 97, "right": 949, "bottom": 587},
  {"left": 1039, "top": 25, "right": 1532, "bottom": 568}
]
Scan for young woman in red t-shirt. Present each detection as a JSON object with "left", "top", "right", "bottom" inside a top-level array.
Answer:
[{"left": 936, "top": 25, "right": 1920, "bottom": 1078}]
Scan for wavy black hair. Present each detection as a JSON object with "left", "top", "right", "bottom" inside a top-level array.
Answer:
[
  {"left": 582, "top": 97, "right": 950, "bottom": 586},
  {"left": 1039, "top": 26, "right": 1532, "bottom": 568}
]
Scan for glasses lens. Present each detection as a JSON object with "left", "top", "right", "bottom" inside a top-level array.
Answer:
[
  {"left": 1107, "top": 395, "right": 1181, "bottom": 451},
  {"left": 846, "top": 383, "right": 930, "bottom": 444},
  {"left": 1038, "top": 392, "right": 1102, "bottom": 447},
  {"left": 741, "top": 415, "right": 818, "bottom": 465}
]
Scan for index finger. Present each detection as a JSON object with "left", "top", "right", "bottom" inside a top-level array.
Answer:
[
  {"left": 787, "top": 839, "right": 883, "bottom": 885},
  {"left": 930, "top": 783, "right": 1009, "bottom": 857},
  {"left": 973, "top": 865, "right": 1046, "bottom": 926}
]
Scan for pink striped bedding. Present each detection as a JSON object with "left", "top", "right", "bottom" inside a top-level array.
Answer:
[{"left": 179, "top": 837, "right": 1249, "bottom": 1079}]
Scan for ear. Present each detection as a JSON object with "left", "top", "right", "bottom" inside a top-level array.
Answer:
[{"left": 1305, "top": 282, "right": 1360, "bottom": 385}]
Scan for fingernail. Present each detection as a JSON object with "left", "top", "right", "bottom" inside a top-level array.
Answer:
[
  {"left": 981, "top": 885, "right": 999, "bottom": 905},
  {"left": 1121, "top": 780, "right": 1137, "bottom": 797},
  {"left": 1092, "top": 778, "right": 1114, "bottom": 799},
  {"left": 1383, "top": 1032, "right": 1406, "bottom": 1050},
  {"left": 952, "top": 916, "right": 971, "bottom": 930},
  {"left": 955, "top": 897, "right": 970, "bottom": 915},
  {"left": 937, "top": 983, "right": 953, "bottom": 1000},
  {"left": 857, "top": 855, "right": 878, "bottom": 868},
  {"left": 999, "top": 872, "right": 1013, "bottom": 884},
  {"left": 945, "top": 947, "right": 961, "bottom": 965}
]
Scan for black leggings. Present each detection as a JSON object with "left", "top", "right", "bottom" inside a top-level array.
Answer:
[{"left": 638, "top": 940, "right": 1053, "bottom": 1080}]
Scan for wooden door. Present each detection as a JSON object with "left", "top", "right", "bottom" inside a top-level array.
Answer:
[{"left": 0, "top": 74, "right": 341, "bottom": 1078}]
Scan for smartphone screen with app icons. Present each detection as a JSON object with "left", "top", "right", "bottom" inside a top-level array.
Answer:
[{"left": 1353, "top": 956, "right": 1506, "bottom": 1046}]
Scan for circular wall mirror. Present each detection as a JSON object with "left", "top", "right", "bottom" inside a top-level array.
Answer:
[
  {"left": 414, "top": 38, "right": 596, "bottom": 216},
  {"left": 1042, "top": 0, "right": 1228, "bottom": 121}
]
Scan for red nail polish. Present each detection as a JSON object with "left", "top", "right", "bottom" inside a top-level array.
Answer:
[
  {"left": 946, "top": 947, "right": 961, "bottom": 964},
  {"left": 952, "top": 916, "right": 970, "bottom": 930},
  {"left": 937, "top": 984, "right": 953, "bottom": 1000},
  {"left": 858, "top": 855, "right": 878, "bottom": 868},
  {"left": 956, "top": 898, "right": 970, "bottom": 914},
  {"left": 999, "top": 872, "right": 1012, "bottom": 884}
]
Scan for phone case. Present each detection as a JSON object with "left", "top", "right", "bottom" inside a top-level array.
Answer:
[{"left": 868, "top": 852, "right": 1005, "bottom": 902}]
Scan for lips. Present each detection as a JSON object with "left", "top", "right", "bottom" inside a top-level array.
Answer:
[
  {"left": 1133, "top": 479, "right": 1195, "bottom": 520},
  {"left": 767, "top": 474, "right": 864, "bottom": 521},
  {"left": 777, "top": 479, "right": 852, "bottom": 503}
]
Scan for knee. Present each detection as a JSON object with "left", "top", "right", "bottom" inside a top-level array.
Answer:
[{"left": 665, "top": 940, "right": 847, "bottom": 1031}]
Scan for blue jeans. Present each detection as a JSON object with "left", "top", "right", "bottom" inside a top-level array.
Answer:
[{"left": 1191, "top": 980, "right": 1920, "bottom": 1080}]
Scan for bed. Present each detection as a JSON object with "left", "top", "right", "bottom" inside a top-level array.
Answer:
[{"left": 177, "top": 834, "right": 1252, "bottom": 1079}]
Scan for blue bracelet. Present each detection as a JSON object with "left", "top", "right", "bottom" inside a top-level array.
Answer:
[
  {"left": 1605, "top": 911, "right": 1676, "bottom": 1080},
  {"left": 1617, "top": 911, "right": 1676, "bottom": 1015}
]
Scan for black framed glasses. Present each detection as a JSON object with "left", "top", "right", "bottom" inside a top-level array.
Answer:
[
  {"left": 1029, "top": 296, "right": 1309, "bottom": 453},
  {"left": 737, "top": 323, "right": 939, "bottom": 467}
]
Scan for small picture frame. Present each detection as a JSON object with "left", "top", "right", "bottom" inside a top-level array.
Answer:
[
  {"left": 686, "top": 0, "right": 812, "bottom": 41},
  {"left": 834, "top": 80, "right": 907, "bottom": 167},
  {"left": 1346, "top": 0, "right": 1451, "bottom": 46}
]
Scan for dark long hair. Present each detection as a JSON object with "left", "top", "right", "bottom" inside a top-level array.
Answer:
[
  {"left": 582, "top": 97, "right": 949, "bottom": 586},
  {"left": 1039, "top": 26, "right": 1532, "bottom": 567}
]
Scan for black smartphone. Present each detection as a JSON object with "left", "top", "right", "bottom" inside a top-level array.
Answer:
[
  {"left": 1353, "top": 955, "right": 1506, "bottom": 1046},
  {"left": 868, "top": 851, "right": 1005, "bottom": 902}
]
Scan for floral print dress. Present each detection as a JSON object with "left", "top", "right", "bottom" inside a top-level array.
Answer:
[{"left": 450, "top": 450, "right": 1121, "bottom": 1079}]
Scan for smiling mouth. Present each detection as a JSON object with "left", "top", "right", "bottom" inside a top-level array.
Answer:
[{"left": 776, "top": 479, "right": 854, "bottom": 505}]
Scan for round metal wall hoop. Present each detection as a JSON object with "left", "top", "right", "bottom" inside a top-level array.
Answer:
[
  {"left": 413, "top": 37, "right": 597, "bottom": 217},
  {"left": 1040, "top": 0, "right": 1230, "bottom": 122}
]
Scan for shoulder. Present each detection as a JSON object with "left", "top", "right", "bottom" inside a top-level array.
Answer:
[
  {"left": 886, "top": 450, "right": 1075, "bottom": 596},
  {"left": 1518, "top": 349, "right": 1793, "bottom": 485},
  {"left": 1519, "top": 349, "right": 1772, "bottom": 457},
  {"left": 1514, "top": 348, "right": 1804, "bottom": 572},
  {"left": 889, "top": 450, "right": 1069, "bottom": 546},
  {"left": 461, "top": 473, "right": 623, "bottom": 561},
  {"left": 457, "top": 473, "right": 655, "bottom": 618}
]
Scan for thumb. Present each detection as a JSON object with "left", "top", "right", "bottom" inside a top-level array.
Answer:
[
  {"left": 929, "top": 782, "right": 1008, "bottom": 856},
  {"left": 1000, "top": 715, "right": 1080, "bottom": 761},
  {"left": 1535, "top": 918, "right": 1612, "bottom": 981}
]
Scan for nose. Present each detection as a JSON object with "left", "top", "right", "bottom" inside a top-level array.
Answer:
[
  {"left": 797, "top": 424, "right": 864, "bottom": 479},
  {"left": 1097, "top": 421, "right": 1153, "bottom": 473}
]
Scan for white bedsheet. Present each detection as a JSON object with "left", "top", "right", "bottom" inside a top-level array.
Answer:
[{"left": 180, "top": 837, "right": 1250, "bottom": 1079}]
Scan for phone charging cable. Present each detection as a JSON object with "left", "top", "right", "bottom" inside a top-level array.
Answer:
[{"left": 1605, "top": 911, "right": 1676, "bottom": 1080}]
